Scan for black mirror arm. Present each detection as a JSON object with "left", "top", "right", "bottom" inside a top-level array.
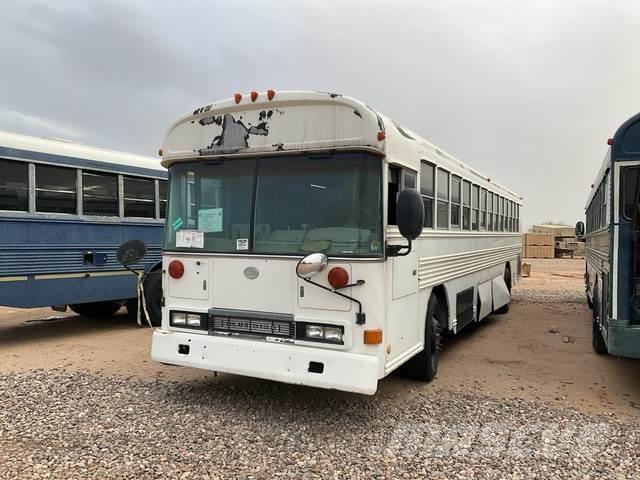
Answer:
[
  {"left": 386, "top": 239, "right": 413, "bottom": 257},
  {"left": 302, "top": 277, "right": 366, "bottom": 325}
]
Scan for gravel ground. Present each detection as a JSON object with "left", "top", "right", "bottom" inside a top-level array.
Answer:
[
  {"left": 1, "top": 370, "right": 639, "bottom": 479},
  {"left": 512, "top": 258, "right": 586, "bottom": 304}
]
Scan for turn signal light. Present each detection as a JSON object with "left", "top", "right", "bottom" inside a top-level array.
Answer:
[
  {"left": 328, "top": 267, "right": 349, "bottom": 289},
  {"left": 251, "top": 91, "right": 258, "bottom": 102},
  {"left": 234, "top": 93, "right": 242, "bottom": 104},
  {"left": 168, "top": 260, "right": 184, "bottom": 279},
  {"left": 267, "top": 89, "right": 275, "bottom": 100},
  {"left": 364, "top": 329, "right": 383, "bottom": 345}
]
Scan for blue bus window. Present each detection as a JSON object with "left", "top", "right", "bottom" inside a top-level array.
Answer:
[
  {"left": 124, "top": 177, "right": 155, "bottom": 218},
  {"left": 159, "top": 180, "right": 167, "bottom": 219},
  {"left": 36, "top": 164, "right": 77, "bottom": 214},
  {"left": 0, "top": 158, "right": 28, "bottom": 211},
  {"left": 83, "top": 171, "right": 118, "bottom": 216}
]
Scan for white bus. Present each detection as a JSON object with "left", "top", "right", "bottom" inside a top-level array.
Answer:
[{"left": 150, "top": 90, "right": 522, "bottom": 394}]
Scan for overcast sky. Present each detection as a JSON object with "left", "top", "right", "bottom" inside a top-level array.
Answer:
[{"left": 1, "top": 0, "right": 639, "bottom": 227}]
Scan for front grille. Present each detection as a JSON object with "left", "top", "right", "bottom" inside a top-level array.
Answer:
[{"left": 208, "top": 308, "right": 294, "bottom": 339}]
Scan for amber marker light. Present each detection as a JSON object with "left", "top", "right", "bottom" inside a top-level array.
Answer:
[{"left": 364, "top": 329, "right": 383, "bottom": 345}]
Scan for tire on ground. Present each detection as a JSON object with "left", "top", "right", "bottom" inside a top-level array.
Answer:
[
  {"left": 401, "top": 293, "right": 443, "bottom": 382},
  {"left": 125, "top": 270, "right": 162, "bottom": 327},
  {"left": 69, "top": 301, "right": 122, "bottom": 318},
  {"left": 591, "top": 283, "right": 608, "bottom": 354}
]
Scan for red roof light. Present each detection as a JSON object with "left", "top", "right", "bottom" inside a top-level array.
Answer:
[
  {"left": 267, "top": 89, "right": 275, "bottom": 100},
  {"left": 234, "top": 93, "right": 242, "bottom": 104},
  {"left": 607, "top": 138, "right": 613, "bottom": 145},
  {"left": 251, "top": 91, "right": 258, "bottom": 102}
]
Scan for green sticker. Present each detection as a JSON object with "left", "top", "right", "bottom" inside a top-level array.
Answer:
[{"left": 172, "top": 218, "right": 184, "bottom": 230}]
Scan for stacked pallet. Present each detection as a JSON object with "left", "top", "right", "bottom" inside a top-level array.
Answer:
[
  {"left": 532, "top": 224, "right": 585, "bottom": 257},
  {"left": 523, "top": 233, "right": 554, "bottom": 258}
]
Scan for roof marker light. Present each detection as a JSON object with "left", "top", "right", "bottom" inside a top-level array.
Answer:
[
  {"left": 251, "top": 91, "right": 258, "bottom": 102},
  {"left": 267, "top": 89, "right": 275, "bottom": 100},
  {"left": 234, "top": 93, "right": 242, "bottom": 104},
  {"left": 607, "top": 138, "right": 613, "bottom": 145},
  {"left": 158, "top": 148, "right": 163, "bottom": 157},
  {"left": 377, "top": 131, "right": 385, "bottom": 141}
]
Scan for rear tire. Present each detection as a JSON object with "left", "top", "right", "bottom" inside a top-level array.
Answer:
[
  {"left": 69, "top": 301, "right": 122, "bottom": 318},
  {"left": 494, "top": 266, "right": 512, "bottom": 314},
  {"left": 402, "top": 294, "right": 443, "bottom": 382},
  {"left": 592, "top": 288, "right": 608, "bottom": 355}
]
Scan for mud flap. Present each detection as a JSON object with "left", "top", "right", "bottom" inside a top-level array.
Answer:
[
  {"left": 492, "top": 275, "right": 510, "bottom": 311},
  {"left": 478, "top": 280, "right": 492, "bottom": 320}
]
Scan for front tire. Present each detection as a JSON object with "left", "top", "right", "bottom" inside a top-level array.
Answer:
[
  {"left": 69, "top": 301, "right": 122, "bottom": 318},
  {"left": 125, "top": 270, "right": 162, "bottom": 327},
  {"left": 402, "top": 294, "right": 443, "bottom": 382}
]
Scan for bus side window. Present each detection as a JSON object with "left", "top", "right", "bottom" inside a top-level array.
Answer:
[
  {"left": 83, "top": 171, "right": 118, "bottom": 216},
  {"left": 420, "top": 161, "right": 434, "bottom": 228},
  {"left": 124, "top": 177, "right": 155, "bottom": 218},
  {"left": 35, "top": 164, "right": 77, "bottom": 214},
  {"left": 0, "top": 158, "right": 29, "bottom": 211},
  {"left": 158, "top": 180, "right": 167, "bottom": 219}
]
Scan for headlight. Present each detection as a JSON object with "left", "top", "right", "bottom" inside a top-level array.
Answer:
[
  {"left": 323, "top": 327, "right": 343, "bottom": 343},
  {"left": 186, "top": 313, "right": 202, "bottom": 327},
  {"left": 170, "top": 311, "right": 206, "bottom": 329},
  {"left": 306, "top": 325, "right": 324, "bottom": 339},
  {"left": 298, "top": 323, "right": 344, "bottom": 345}
]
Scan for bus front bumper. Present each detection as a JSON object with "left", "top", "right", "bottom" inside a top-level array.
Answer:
[{"left": 151, "top": 329, "right": 380, "bottom": 395}]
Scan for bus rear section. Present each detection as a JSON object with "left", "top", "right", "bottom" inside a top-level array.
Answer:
[{"left": 593, "top": 112, "right": 640, "bottom": 358}]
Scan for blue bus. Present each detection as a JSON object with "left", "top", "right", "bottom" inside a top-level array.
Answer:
[
  {"left": 585, "top": 112, "right": 640, "bottom": 357},
  {"left": 0, "top": 131, "right": 165, "bottom": 325}
]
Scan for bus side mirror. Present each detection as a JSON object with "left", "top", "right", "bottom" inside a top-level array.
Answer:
[
  {"left": 575, "top": 221, "right": 585, "bottom": 239},
  {"left": 296, "top": 253, "right": 328, "bottom": 279},
  {"left": 117, "top": 240, "right": 147, "bottom": 267},
  {"left": 397, "top": 189, "right": 424, "bottom": 241}
]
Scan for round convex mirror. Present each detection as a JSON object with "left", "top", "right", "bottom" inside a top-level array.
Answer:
[
  {"left": 296, "top": 253, "right": 328, "bottom": 279},
  {"left": 116, "top": 240, "right": 147, "bottom": 266}
]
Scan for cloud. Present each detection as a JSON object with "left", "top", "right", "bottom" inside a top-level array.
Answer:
[
  {"left": 0, "top": 0, "right": 639, "bottom": 225},
  {"left": 0, "top": 106, "right": 86, "bottom": 140}
]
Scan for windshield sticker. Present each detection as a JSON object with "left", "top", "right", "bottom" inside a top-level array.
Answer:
[
  {"left": 236, "top": 238, "right": 249, "bottom": 251},
  {"left": 176, "top": 230, "right": 204, "bottom": 249},
  {"left": 171, "top": 217, "right": 184, "bottom": 230},
  {"left": 198, "top": 208, "right": 223, "bottom": 233}
]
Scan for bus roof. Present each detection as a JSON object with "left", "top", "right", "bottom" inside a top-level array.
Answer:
[
  {"left": 0, "top": 130, "right": 164, "bottom": 174},
  {"left": 161, "top": 90, "right": 521, "bottom": 202}
]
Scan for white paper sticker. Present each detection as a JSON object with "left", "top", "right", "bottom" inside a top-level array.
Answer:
[
  {"left": 176, "top": 230, "right": 205, "bottom": 249},
  {"left": 198, "top": 208, "right": 223, "bottom": 233},
  {"left": 236, "top": 238, "right": 249, "bottom": 250}
]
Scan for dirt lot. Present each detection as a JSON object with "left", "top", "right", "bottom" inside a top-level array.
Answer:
[
  {"left": 1, "top": 257, "right": 639, "bottom": 418},
  {"left": 2, "top": 258, "right": 640, "bottom": 478}
]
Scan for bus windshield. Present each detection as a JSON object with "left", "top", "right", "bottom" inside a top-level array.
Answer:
[{"left": 164, "top": 152, "right": 382, "bottom": 257}]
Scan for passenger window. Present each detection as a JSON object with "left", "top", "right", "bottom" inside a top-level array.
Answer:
[
  {"left": 420, "top": 162, "right": 434, "bottom": 228},
  {"left": 0, "top": 158, "right": 29, "bottom": 211},
  {"left": 387, "top": 166, "right": 400, "bottom": 226},
  {"left": 462, "top": 180, "right": 471, "bottom": 230},
  {"left": 472, "top": 185, "right": 480, "bottom": 230},
  {"left": 36, "top": 164, "right": 77, "bottom": 214},
  {"left": 480, "top": 189, "right": 487, "bottom": 230},
  {"left": 159, "top": 180, "right": 167, "bottom": 219},
  {"left": 451, "top": 176, "right": 461, "bottom": 228},
  {"left": 436, "top": 169, "right": 449, "bottom": 229},
  {"left": 83, "top": 171, "right": 118, "bottom": 216},
  {"left": 124, "top": 177, "right": 155, "bottom": 218}
]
